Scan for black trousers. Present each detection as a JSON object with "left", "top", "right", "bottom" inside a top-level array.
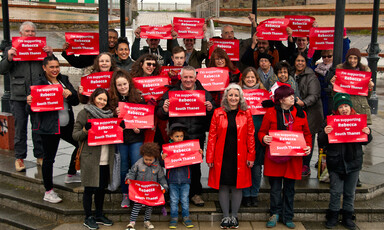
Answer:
[{"left": 41, "top": 124, "right": 78, "bottom": 191}]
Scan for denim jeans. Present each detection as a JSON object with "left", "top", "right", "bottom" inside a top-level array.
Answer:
[
  {"left": 10, "top": 100, "right": 43, "bottom": 159},
  {"left": 118, "top": 142, "right": 143, "bottom": 194},
  {"left": 269, "top": 176, "right": 296, "bottom": 223},
  {"left": 329, "top": 170, "right": 359, "bottom": 212},
  {"left": 169, "top": 183, "right": 190, "bottom": 218},
  {"left": 243, "top": 165, "right": 262, "bottom": 198}
]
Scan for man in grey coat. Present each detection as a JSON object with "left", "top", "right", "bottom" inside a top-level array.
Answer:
[{"left": 0, "top": 21, "right": 53, "bottom": 171}]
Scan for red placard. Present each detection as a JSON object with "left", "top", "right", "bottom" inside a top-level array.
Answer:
[
  {"left": 140, "top": 24, "right": 173, "bottom": 39},
  {"left": 87, "top": 118, "right": 124, "bottom": 146},
  {"left": 196, "top": 67, "right": 229, "bottom": 91},
  {"left": 30, "top": 85, "right": 64, "bottom": 112},
  {"left": 243, "top": 89, "right": 269, "bottom": 115},
  {"left": 65, "top": 32, "right": 99, "bottom": 55},
  {"left": 256, "top": 18, "right": 290, "bottom": 41},
  {"left": 160, "top": 66, "right": 183, "bottom": 79},
  {"left": 209, "top": 38, "right": 240, "bottom": 61},
  {"left": 334, "top": 69, "right": 371, "bottom": 96},
  {"left": 118, "top": 102, "right": 155, "bottom": 129},
  {"left": 269, "top": 130, "right": 307, "bottom": 156},
  {"left": 285, "top": 15, "right": 315, "bottom": 37},
  {"left": 80, "top": 71, "right": 113, "bottom": 96},
  {"left": 163, "top": 139, "right": 203, "bottom": 169},
  {"left": 129, "top": 180, "right": 165, "bottom": 206},
  {"left": 309, "top": 27, "right": 334, "bottom": 50},
  {"left": 132, "top": 76, "right": 170, "bottom": 102},
  {"left": 12, "top": 37, "right": 47, "bottom": 61},
  {"left": 327, "top": 115, "right": 368, "bottom": 143},
  {"left": 168, "top": 90, "right": 206, "bottom": 117},
  {"left": 173, "top": 17, "right": 205, "bottom": 39}
]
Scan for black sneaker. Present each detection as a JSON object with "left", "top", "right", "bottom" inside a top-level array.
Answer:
[
  {"left": 84, "top": 216, "right": 99, "bottom": 230},
  {"left": 220, "top": 217, "right": 231, "bottom": 229},
  {"left": 95, "top": 215, "right": 113, "bottom": 226},
  {"left": 230, "top": 216, "right": 239, "bottom": 229}
]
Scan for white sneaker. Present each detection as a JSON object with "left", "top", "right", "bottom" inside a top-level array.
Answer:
[
  {"left": 144, "top": 221, "right": 154, "bottom": 229},
  {"left": 43, "top": 190, "right": 62, "bottom": 203},
  {"left": 64, "top": 173, "right": 81, "bottom": 183}
]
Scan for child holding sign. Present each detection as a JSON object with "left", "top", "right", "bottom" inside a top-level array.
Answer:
[
  {"left": 162, "top": 123, "right": 203, "bottom": 228},
  {"left": 126, "top": 143, "right": 168, "bottom": 230},
  {"left": 318, "top": 93, "right": 372, "bottom": 230}
]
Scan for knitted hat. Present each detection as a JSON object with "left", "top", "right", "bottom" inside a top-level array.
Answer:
[
  {"left": 345, "top": 48, "right": 361, "bottom": 62},
  {"left": 258, "top": 52, "right": 274, "bottom": 64},
  {"left": 333, "top": 93, "right": 353, "bottom": 110}
]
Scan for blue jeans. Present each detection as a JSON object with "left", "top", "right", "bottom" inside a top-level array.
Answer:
[
  {"left": 269, "top": 176, "right": 296, "bottom": 223},
  {"left": 169, "top": 183, "right": 190, "bottom": 218},
  {"left": 118, "top": 142, "right": 143, "bottom": 193},
  {"left": 329, "top": 170, "right": 359, "bottom": 212},
  {"left": 243, "top": 165, "right": 262, "bottom": 197}
]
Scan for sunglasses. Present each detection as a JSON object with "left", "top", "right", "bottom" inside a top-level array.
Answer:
[
  {"left": 322, "top": 55, "right": 333, "bottom": 59},
  {"left": 144, "top": 62, "right": 156, "bottom": 67}
]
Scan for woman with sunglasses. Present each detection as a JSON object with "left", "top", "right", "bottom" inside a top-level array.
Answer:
[{"left": 129, "top": 54, "right": 161, "bottom": 78}]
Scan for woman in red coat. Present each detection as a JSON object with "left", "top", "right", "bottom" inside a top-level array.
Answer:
[
  {"left": 258, "top": 85, "right": 312, "bottom": 229},
  {"left": 206, "top": 83, "right": 256, "bottom": 229}
]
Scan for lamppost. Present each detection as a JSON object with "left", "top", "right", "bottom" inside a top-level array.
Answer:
[
  {"left": 251, "top": 0, "right": 257, "bottom": 36},
  {"left": 367, "top": 0, "right": 381, "bottom": 114},
  {"left": 1, "top": 0, "right": 11, "bottom": 113},
  {"left": 99, "top": 0, "right": 109, "bottom": 53}
]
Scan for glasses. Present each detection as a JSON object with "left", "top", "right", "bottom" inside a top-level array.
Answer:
[
  {"left": 322, "top": 55, "right": 333, "bottom": 59},
  {"left": 144, "top": 62, "right": 156, "bottom": 67}
]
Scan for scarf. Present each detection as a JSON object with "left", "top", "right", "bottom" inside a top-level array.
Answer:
[
  {"left": 242, "top": 83, "right": 260, "bottom": 90},
  {"left": 314, "top": 62, "right": 332, "bottom": 76},
  {"left": 84, "top": 104, "right": 113, "bottom": 119}
]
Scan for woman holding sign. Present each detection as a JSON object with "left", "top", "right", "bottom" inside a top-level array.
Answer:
[
  {"left": 109, "top": 69, "right": 145, "bottom": 208},
  {"left": 72, "top": 88, "right": 115, "bottom": 229},
  {"left": 27, "top": 56, "right": 79, "bottom": 203},
  {"left": 206, "top": 83, "right": 255, "bottom": 229},
  {"left": 258, "top": 85, "right": 312, "bottom": 229},
  {"left": 129, "top": 54, "right": 161, "bottom": 78},
  {"left": 318, "top": 93, "right": 372, "bottom": 230},
  {"left": 208, "top": 47, "right": 241, "bottom": 83}
]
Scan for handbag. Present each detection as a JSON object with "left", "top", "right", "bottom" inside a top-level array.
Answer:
[
  {"left": 75, "top": 141, "right": 85, "bottom": 171},
  {"left": 108, "top": 151, "right": 121, "bottom": 191}
]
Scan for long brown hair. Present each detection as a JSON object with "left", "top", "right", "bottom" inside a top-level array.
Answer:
[
  {"left": 92, "top": 52, "right": 117, "bottom": 73},
  {"left": 89, "top": 88, "right": 111, "bottom": 110},
  {"left": 109, "top": 69, "right": 142, "bottom": 110},
  {"left": 239, "top": 67, "right": 263, "bottom": 88},
  {"left": 130, "top": 54, "right": 161, "bottom": 78},
  {"left": 208, "top": 47, "right": 236, "bottom": 72}
]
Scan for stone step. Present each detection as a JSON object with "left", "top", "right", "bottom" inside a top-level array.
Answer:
[{"left": 0, "top": 205, "right": 58, "bottom": 230}]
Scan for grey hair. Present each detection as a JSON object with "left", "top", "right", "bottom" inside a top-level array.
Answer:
[
  {"left": 180, "top": 66, "right": 196, "bottom": 77},
  {"left": 20, "top": 21, "right": 36, "bottom": 32},
  {"left": 221, "top": 25, "right": 233, "bottom": 34},
  {"left": 221, "top": 83, "right": 248, "bottom": 112}
]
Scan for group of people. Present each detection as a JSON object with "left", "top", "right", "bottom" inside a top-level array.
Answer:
[{"left": 0, "top": 18, "right": 374, "bottom": 230}]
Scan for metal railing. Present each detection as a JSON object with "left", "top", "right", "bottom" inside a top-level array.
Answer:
[
  {"left": 196, "top": 0, "right": 220, "bottom": 19},
  {"left": 137, "top": 2, "right": 191, "bottom": 11}
]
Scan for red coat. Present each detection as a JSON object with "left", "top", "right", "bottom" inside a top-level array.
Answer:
[
  {"left": 206, "top": 107, "right": 256, "bottom": 189},
  {"left": 258, "top": 106, "right": 312, "bottom": 180}
]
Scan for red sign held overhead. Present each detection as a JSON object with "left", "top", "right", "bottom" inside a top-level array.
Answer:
[
  {"left": 173, "top": 17, "right": 205, "bottom": 39},
  {"left": 269, "top": 130, "right": 307, "bottom": 156},
  {"left": 132, "top": 76, "right": 170, "bottom": 102},
  {"left": 163, "top": 139, "right": 203, "bottom": 169},
  {"left": 168, "top": 90, "right": 206, "bottom": 117},
  {"left": 87, "top": 118, "right": 124, "bottom": 146},
  {"left": 256, "top": 18, "right": 290, "bottom": 41},
  {"left": 309, "top": 27, "right": 335, "bottom": 50},
  {"left": 140, "top": 24, "right": 173, "bottom": 39},
  {"left": 118, "top": 102, "right": 155, "bottom": 129},
  {"left": 65, "top": 32, "right": 99, "bottom": 55},
  {"left": 80, "top": 71, "right": 113, "bottom": 96},
  {"left": 30, "top": 85, "right": 64, "bottom": 112},
  {"left": 334, "top": 69, "right": 371, "bottom": 96},
  {"left": 209, "top": 38, "right": 240, "bottom": 61},
  {"left": 12, "top": 37, "right": 47, "bottom": 61},
  {"left": 196, "top": 67, "right": 229, "bottom": 92},
  {"left": 129, "top": 180, "right": 165, "bottom": 206},
  {"left": 243, "top": 89, "right": 269, "bottom": 115},
  {"left": 327, "top": 114, "right": 368, "bottom": 144},
  {"left": 285, "top": 15, "right": 315, "bottom": 38}
]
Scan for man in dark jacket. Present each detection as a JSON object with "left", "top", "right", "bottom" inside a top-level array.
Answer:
[
  {"left": 0, "top": 21, "right": 53, "bottom": 171},
  {"left": 157, "top": 66, "right": 216, "bottom": 206}
]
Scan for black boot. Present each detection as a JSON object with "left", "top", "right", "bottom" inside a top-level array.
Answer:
[
  {"left": 251, "top": 196, "right": 258, "bottom": 207},
  {"left": 325, "top": 209, "right": 339, "bottom": 229},
  {"left": 242, "top": 197, "right": 251, "bottom": 207},
  {"left": 342, "top": 210, "right": 356, "bottom": 230}
]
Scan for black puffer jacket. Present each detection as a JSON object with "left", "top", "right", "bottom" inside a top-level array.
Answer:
[
  {"left": 30, "top": 74, "right": 79, "bottom": 135},
  {"left": 317, "top": 118, "right": 372, "bottom": 174},
  {"left": 157, "top": 80, "right": 216, "bottom": 141}
]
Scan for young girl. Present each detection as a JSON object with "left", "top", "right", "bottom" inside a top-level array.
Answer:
[
  {"left": 318, "top": 93, "right": 372, "bottom": 230},
  {"left": 108, "top": 69, "right": 145, "bottom": 208},
  {"left": 126, "top": 143, "right": 168, "bottom": 230},
  {"left": 72, "top": 88, "right": 115, "bottom": 230}
]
